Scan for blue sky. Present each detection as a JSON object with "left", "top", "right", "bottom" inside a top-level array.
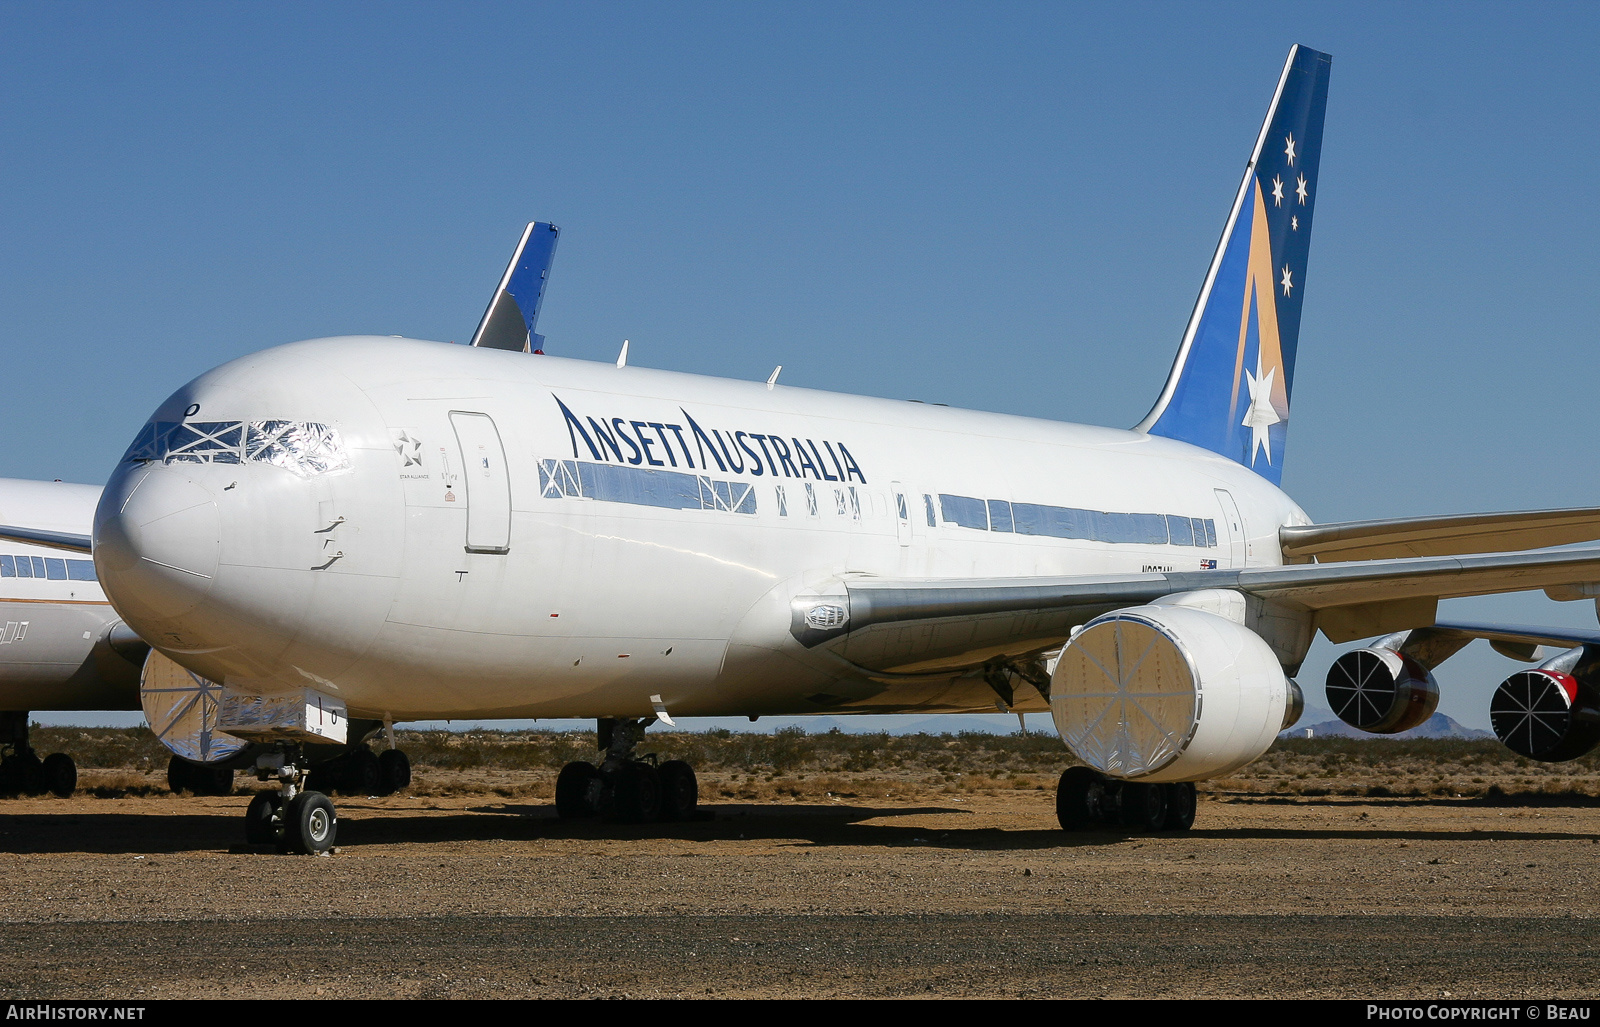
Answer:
[{"left": 4, "top": 2, "right": 1597, "bottom": 729}]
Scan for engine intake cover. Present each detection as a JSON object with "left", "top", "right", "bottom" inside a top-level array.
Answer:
[
  {"left": 1324, "top": 647, "right": 1439, "bottom": 734},
  {"left": 1050, "top": 604, "right": 1289, "bottom": 783},
  {"left": 1491, "top": 669, "right": 1600, "bottom": 762}
]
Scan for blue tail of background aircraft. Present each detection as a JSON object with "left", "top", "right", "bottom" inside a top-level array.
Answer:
[
  {"left": 471, "top": 221, "right": 560, "bottom": 353},
  {"left": 1136, "top": 45, "right": 1331, "bottom": 486}
]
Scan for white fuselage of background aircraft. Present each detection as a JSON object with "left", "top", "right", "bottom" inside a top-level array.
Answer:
[
  {"left": 0, "top": 479, "right": 138, "bottom": 710},
  {"left": 94, "top": 336, "right": 1307, "bottom": 722}
]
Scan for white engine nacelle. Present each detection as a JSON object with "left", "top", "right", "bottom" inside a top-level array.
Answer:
[{"left": 1050, "top": 603, "right": 1289, "bottom": 783}]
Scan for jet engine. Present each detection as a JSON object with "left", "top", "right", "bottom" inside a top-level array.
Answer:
[
  {"left": 1491, "top": 647, "right": 1600, "bottom": 762},
  {"left": 1324, "top": 646, "right": 1440, "bottom": 734},
  {"left": 1050, "top": 602, "right": 1290, "bottom": 783}
]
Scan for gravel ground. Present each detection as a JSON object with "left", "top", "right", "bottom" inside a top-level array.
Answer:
[{"left": 0, "top": 788, "right": 1596, "bottom": 999}]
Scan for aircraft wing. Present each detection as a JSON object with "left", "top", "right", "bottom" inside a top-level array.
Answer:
[
  {"left": 1279, "top": 507, "right": 1600, "bottom": 563},
  {"left": 0, "top": 525, "right": 91, "bottom": 554},
  {"left": 1423, "top": 620, "right": 1600, "bottom": 651},
  {"left": 794, "top": 547, "right": 1600, "bottom": 672}
]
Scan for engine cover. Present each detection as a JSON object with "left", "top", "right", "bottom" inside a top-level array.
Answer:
[
  {"left": 1324, "top": 646, "right": 1440, "bottom": 734},
  {"left": 1050, "top": 604, "right": 1289, "bottom": 783},
  {"left": 1491, "top": 668, "right": 1600, "bottom": 762}
]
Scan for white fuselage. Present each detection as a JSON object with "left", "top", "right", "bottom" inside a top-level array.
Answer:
[
  {"left": 93, "top": 337, "right": 1309, "bottom": 722},
  {"left": 0, "top": 479, "right": 140, "bottom": 710}
]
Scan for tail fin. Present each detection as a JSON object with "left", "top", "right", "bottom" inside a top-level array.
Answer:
[
  {"left": 471, "top": 221, "right": 560, "bottom": 353},
  {"left": 1135, "top": 45, "right": 1331, "bottom": 485}
]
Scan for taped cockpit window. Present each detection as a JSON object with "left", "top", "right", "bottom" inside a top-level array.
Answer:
[
  {"left": 122, "top": 420, "right": 349, "bottom": 478},
  {"left": 247, "top": 421, "right": 350, "bottom": 476}
]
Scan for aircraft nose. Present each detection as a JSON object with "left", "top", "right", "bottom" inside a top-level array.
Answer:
[{"left": 94, "top": 465, "right": 221, "bottom": 625}]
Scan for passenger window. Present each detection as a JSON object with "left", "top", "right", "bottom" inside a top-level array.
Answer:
[
  {"left": 776, "top": 485, "right": 788, "bottom": 517},
  {"left": 923, "top": 495, "right": 936, "bottom": 527},
  {"left": 14, "top": 557, "right": 32, "bottom": 578},
  {"left": 804, "top": 482, "right": 818, "bottom": 517},
  {"left": 44, "top": 558, "right": 67, "bottom": 580},
  {"left": 0, "top": 556, "right": 12, "bottom": 577}
]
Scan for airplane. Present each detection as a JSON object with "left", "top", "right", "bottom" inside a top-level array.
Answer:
[
  {"left": 0, "top": 236, "right": 569, "bottom": 803},
  {"left": 0, "top": 478, "right": 143, "bottom": 795},
  {"left": 31, "top": 43, "right": 1600, "bottom": 854}
]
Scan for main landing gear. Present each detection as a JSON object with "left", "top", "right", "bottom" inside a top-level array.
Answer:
[
  {"left": 244, "top": 746, "right": 338, "bottom": 855},
  {"left": 1055, "top": 766, "right": 1198, "bottom": 833},
  {"left": 555, "top": 717, "right": 699, "bottom": 825},
  {"left": 307, "top": 744, "right": 411, "bottom": 796},
  {"left": 167, "top": 754, "right": 235, "bottom": 795},
  {"left": 0, "top": 712, "right": 76, "bottom": 797}
]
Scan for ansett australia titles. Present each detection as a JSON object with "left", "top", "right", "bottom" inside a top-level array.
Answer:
[{"left": 555, "top": 396, "right": 868, "bottom": 484}]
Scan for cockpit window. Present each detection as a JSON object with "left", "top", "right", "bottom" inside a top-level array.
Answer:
[{"left": 122, "top": 420, "right": 350, "bottom": 478}]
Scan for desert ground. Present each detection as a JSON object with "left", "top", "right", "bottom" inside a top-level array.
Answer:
[{"left": 0, "top": 728, "right": 1597, "bottom": 1000}]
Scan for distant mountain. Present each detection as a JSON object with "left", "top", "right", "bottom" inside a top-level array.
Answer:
[{"left": 1280, "top": 711, "right": 1493, "bottom": 741}]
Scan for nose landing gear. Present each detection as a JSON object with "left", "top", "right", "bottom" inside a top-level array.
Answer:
[
  {"left": 555, "top": 717, "right": 700, "bottom": 824},
  {"left": 245, "top": 746, "right": 338, "bottom": 854}
]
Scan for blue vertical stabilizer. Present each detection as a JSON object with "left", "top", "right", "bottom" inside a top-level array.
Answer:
[
  {"left": 471, "top": 222, "right": 560, "bottom": 353},
  {"left": 1135, "top": 46, "right": 1331, "bottom": 484}
]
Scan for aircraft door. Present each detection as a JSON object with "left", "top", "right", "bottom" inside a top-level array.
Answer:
[
  {"left": 1213, "top": 488, "right": 1246, "bottom": 568},
  {"left": 892, "top": 483, "right": 912, "bottom": 546},
  {"left": 449, "top": 411, "right": 512, "bottom": 553}
]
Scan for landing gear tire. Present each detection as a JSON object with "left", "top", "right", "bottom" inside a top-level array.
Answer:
[
  {"left": 1162, "top": 782, "right": 1197, "bottom": 831},
  {"left": 280, "top": 791, "right": 337, "bottom": 854},
  {"left": 555, "top": 761, "right": 599, "bottom": 820},
  {"left": 602, "top": 761, "right": 661, "bottom": 824},
  {"left": 245, "top": 791, "right": 284, "bottom": 845},
  {"left": 658, "top": 760, "right": 698, "bottom": 822},
  {"left": 169, "top": 755, "right": 233, "bottom": 796},
  {"left": 1056, "top": 766, "right": 1102, "bottom": 831},
  {"left": 378, "top": 749, "right": 411, "bottom": 794},
  {"left": 342, "top": 748, "right": 381, "bottom": 796},
  {"left": 1119, "top": 781, "right": 1168, "bottom": 831},
  {"left": 0, "top": 752, "right": 41, "bottom": 795},
  {"left": 40, "top": 753, "right": 75, "bottom": 797}
]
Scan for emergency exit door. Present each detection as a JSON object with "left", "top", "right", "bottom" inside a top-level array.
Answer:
[{"left": 450, "top": 411, "right": 512, "bottom": 553}]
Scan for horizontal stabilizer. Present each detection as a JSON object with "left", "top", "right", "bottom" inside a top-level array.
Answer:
[
  {"left": 471, "top": 222, "right": 560, "bottom": 353},
  {"left": 1280, "top": 508, "right": 1600, "bottom": 563},
  {"left": 0, "top": 524, "right": 92, "bottom": 554}
]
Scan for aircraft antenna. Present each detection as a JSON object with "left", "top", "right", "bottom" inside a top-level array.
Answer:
[
  {"left": 766, "top": 366, "right": 782, "bottom": 390},
  {"left": 617, "top": 339, "right": 629, "bottom": 368}
]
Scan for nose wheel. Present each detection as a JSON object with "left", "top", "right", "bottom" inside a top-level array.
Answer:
[{"left": 244, "top": 746, "right": 338, "bottom": 854}]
